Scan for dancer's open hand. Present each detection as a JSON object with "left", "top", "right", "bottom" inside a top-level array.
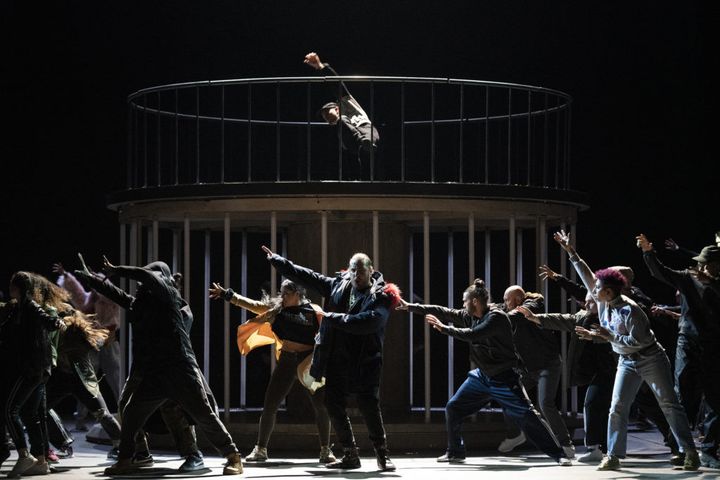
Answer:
[
  {"left": 209, "top": 282, "right": 227, "bottom": 300},
  {"left": 425, "top": 314, "right": 446, "bottom": 332},
  {"left": 261, "top": 245, "right": 274, "bottom": 259}
]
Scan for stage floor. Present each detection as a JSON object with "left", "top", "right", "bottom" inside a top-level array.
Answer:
[{"left": 2, "top": 427, "right": 718, "bottom": 479}]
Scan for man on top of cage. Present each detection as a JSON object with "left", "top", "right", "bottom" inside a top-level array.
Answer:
[{"left": 304, "top": 52, "right": 379, "bottom": 180}]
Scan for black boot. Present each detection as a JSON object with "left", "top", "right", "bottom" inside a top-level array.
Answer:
[
  {"left": 326, "top": 447, "right": 361, "bottom": 469},
  {"left": 375, "top": 447, "right": 396, "bottom": 471}
]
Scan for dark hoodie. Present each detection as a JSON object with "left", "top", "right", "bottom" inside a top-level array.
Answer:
[{"left": 75, "top": 262, "right": 199, "bottom": 373}]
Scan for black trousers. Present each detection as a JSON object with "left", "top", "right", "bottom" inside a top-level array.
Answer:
[
  {"left": 324, "top": 376, "right": 387, "bottom": 451},
  {"left": 675, "top": 335, "right": 720, "bottom": 457},
  {"left": 118, "top": 365, "right": 236, "bottom": 460},
  {"left": 583, "top": 372, "right": 614, "bottom": 449},
  {"left": 46, "top": 369, "right": 121, "bottom": 442}
]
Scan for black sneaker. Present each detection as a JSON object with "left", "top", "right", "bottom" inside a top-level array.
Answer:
[
  {"left": 326, "top": 448, "right": 361, "bottom": 469},
  {"left": 0, "top": 449, "right": 10, "bottom": 468},
  {"left": 57, "top": 446, "right": 74, "bottom": 459},
  {"left": 179, "top": 452, "right": 206, "bottom": 472},
  {"left": 132, "top": 450, "right": 154, "bottom": 466},
  {"left": 107, "top": 447, "right": 120, "bottom": 460},
  {"left": 375, "top": 448, "right": 396, "bottom": 471}
]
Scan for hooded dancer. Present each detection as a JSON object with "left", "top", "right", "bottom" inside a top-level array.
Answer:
[
  {"left": 76, "top": 259, "right": 242, "bottom": 476},
  {"left": 263, "top": 246, "right": 399, "bottom": 471}
]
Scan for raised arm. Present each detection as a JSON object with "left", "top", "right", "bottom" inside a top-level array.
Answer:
[
  {"left": 554, "top": 230, "right": 597, "bottom": 296},
  {"left": 103, "top": 257, "right": 173, "bottom": 301},
  {"left": 73, "top": 270, "right": 134, "bottom": 310},
  {"left": 637, "top": 234, "right": 688, "bottom": 289},
  {"left": 209, "top": 282, "right": 270, "bottom": 316},
  {"left": 539, "top": 264, "right": 588, "bottom": 301},
  {"left": 304, "top": 51, "right": 352, "bottom": 98},
  {"left": 262, "top": 246, "right": 335, "bottom": 298},
  {"left": 54, "top": 263, "right": 93, "bottom": 312}
]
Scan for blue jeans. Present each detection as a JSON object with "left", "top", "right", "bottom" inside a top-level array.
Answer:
[
  {"left": 608, "top": 349, "right": 695, "bottom": 457},
  {"left": 446, "top": 368, "right": 563, "bottom": 460}
]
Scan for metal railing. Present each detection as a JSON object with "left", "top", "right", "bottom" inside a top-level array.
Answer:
[{"left": 126, "top": 76, "right": 572, "bottom": 189}]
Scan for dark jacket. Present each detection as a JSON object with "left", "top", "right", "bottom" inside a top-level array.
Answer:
[
  {"left": 644, "top": 250, "right": 720, "bottom": 340},
  {"left": 56, "top": 320, "right": 103, "bottom": 397},
  {"left": 406, "top": 303, "right": 519, "bottom": 378},
  {"left": 76, "top": 263, "right": 200, "bottom": 373},
  {"left": 269, "top": 254, "right": 393, "bottom": 390},
  {"left": 534, "top": 310, "right": 616, "bottom": 385},
  {"left": 318, "top": 63, "right": 379, "bottom": 152},
  {"left": 11, "top": 298, "right": 63, "bottom": 376},
  {"left": 504, "top": 295, "right": 560, "bottom": 370}
]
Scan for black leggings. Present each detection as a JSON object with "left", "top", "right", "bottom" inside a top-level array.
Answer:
[
  {"left": 257, "top": 350, "right": 331, "bottom": 448},
  {"left": 6, "top": 374, "right": 47, "bottom": 457}
]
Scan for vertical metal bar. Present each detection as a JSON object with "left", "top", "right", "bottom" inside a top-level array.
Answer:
[
  {"left": 543, "top": 93, "right": 549, "bottom": 187},
  {"left": 137, "top": 224, "right": 144, "bottom": 269},
  {"left": 527, "top": 90, "right": 532, "bottom": 186},
  {"left": 408, "top": 232, "right": 414, "bottom": 408},
  {"left": 484, "top": 86, "right": 490, "bottom": 183},
  {"left": 423, "top": 212, "right": 431, "bottom": 422},
  {"left": 459, "top": 84, "right": 464, "bottom": 183},
  {"left": 195, "top": 87, "right": 200, "bottom": 184},
  {"left": 516, "top": 228, "right": 523, "bottom": 286},
  {"left": 126, "top": 104, "right": 133, "bottom": 189},
  {"left": 507, "top": 88, "right": 512, "bottom": 184},
  {"left": 223, "top": 214, "right": 231, "bottom": 421},
  {"left": 485, "top": 228, "right": 492, "bottom": 294},
  {"left": 247, "top": 85, "right": 252, "bottom": 182},
  {"left": 370, "top": 80, "right": 375, "bottom": 181},
  {"left": 184, "top": 216, "right": 191, "bottom": 307},
  {"left": 220, "top": 86, "right": 226, "bottom": 183},
  {"left": 468, "top": 213, "right": 475, "bottom": 283},
  {"left": 538, "top": 217, "right": 548, "bottom": 306},
  {"left": 509, "top": 216, "right": 516, "bottom": 285},
  {"left": 152, "top": 219, "right": 159, "bottom": 262},
  {"left": 430, "top": 83, "right": 435, "bottom": 183},
  {"left": 555, "top": 96, "right": 560, "bottom": 188},
  {"left": 143, "top": 95, "right": 148, "bottom": 188},
  {"left": 146, "top": 225, "right": 152, "bottom": 264},
  {"left": 157, "top": 92, "right": 161, "bottom": 186},
  {"left": 270, "top": 212, "right": 277, "bottom": 372},
  {"left": 321, "top": 212, "right": 328, "bottom": 275},
  {"left": 134, "top": 100, "right": 139, "bottom": 188},
  {"left": 565, "top": 100, "right": 572, "bottom": 189},
  {"left": 174, "top": 90, "right": 179, "bottom": 185},
  {"left": 306, "top": 82, "right": 312, "bottom": 181},
  {"left": 372, "top": 211, "right": 379, "bottom": 270},
  {"left": 119, "top": 224, "right": 127, "bottom": 386},
  {"left": 447, "top": 229, "right": 454, "bottom": 401},
  {"left": 337, "top": 81, "right": 343, "bottom": 181},
  {"left": 559, "top": 220, "right": 569, "bottom": 414},
  {"left": 203, "top": 230, "right": 211, "bottom": 379},
  {"left": 276, "top": 83, "right": 281, "bottom": 182},
  {"left": 401, "top": 82, "right": 406, "bottom": 182},
  {"left": 172, "top": 229, "right": 180, "bottom": 274},
  {"left": 128, "top": 221, "right": 138, "bottom": 367},
  {"left": 240, "top": 231, "right": 248, "bottom": 407}
]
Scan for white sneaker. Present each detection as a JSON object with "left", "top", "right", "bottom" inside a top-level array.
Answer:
[
  {"left": 498, "top": 432, "right": 526, "bottom": 453},
  {"left": 557, "top": 457, "right": 572, "bottom": 466},
  {"left": 8, "top": 454, "right": 38, "bottom": 478},
  {"left": 562, "top": 444, "right": 576, "bottom": 460},
  {"left": 577, "top": 446, "right": 604, "bottom": 463},
  {"left": 245, "top": 445, "right": 268, "bottom": 462}
]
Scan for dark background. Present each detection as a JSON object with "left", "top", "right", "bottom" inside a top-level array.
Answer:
[{"left": 1, "top": 0, "right": 717, "bottom": 305}]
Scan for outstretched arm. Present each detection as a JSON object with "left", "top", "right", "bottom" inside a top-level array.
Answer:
[
  {"left": 54, "top": 264, "right": 93, "bottom": 312},
  {"left": 209, "top": 282, "right": 269, "bottom": 315},
  {"left": 262, "top": 245, "right": 335, "bottom": 298},
  {"left": 397, "top": 299, "right": 470, "bottom": 327},
  {"left": 324, "top": 300, "right": 391, "bottom": 335},
  {"left": 103, "top": 256, "right": 173, "bottom": 301},
  {"left": 74, "top": 270, "right": 135, "bottom": 310}
]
